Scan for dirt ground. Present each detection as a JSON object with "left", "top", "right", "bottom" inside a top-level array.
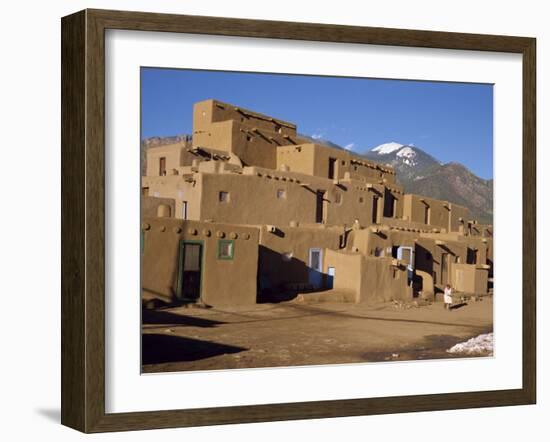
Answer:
[{"left": 141, "top": 297, "right": 493, "bottom": 373}]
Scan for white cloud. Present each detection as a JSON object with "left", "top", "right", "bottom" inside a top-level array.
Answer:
[
  {"left": 311, "top": 133, "right": 323, "bottom": 140},
  {"left": 344, "top": 143, "right": 355, "bottom": 150}
]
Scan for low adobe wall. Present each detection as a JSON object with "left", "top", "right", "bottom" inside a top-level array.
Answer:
[
  {"left": 450, "top": 263, "right": 489, "bottom": 294},
  {"left": 324, "top": 249, "right": 411, "bottom": 304}
]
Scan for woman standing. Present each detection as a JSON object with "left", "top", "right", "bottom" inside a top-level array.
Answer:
[{"left": 443, "top": 284, "right": 453, "bottom": 310}]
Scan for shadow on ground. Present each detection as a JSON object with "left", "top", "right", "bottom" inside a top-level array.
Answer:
[
  {"left": 142, "top": 309, "right": 225, "bottom": 327},
  {"left": 142, "top": 334, "right": 248, "bottom": 365}
]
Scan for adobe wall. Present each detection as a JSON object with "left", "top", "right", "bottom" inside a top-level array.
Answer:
[
  {"left": 142, "top": 174, "right": 203, "bottom": 221},
  {"left": 324, "top": 250, "right": 410, "bottom": 303},
  {"left": 196, "top": 169, "right": 393, "bottom": 227},
  {"left": 141, "top": 218, "right": 259, "bottom": 306},
  {"left": 451, "top": 264, "right": 489, "bottom": 294},
  {"left": 141, "top": 196, "right": 175, "bottom": 218},
  {"left": 449, "top": 203, "right": 470, "bottom": 232},
  {"left": 349, "top": 228, "right": 489, "bottom": 292},
  {"left": 145, "top": 142, "right": 196, "bottom": 177},
  {"left": 193, "top": 99, "right": 297, "bottom": 137},
  {"left": 276, "top": 143, "right": 396, "bottom": 184},
  {"left": 324, "top": 250, "right": 362, "bottom": 300},
  {"left": 403, "top": 194, "right": 452, "bottom": 230},
  {"left": 277, "top": 144, "right": 316, "bottom": 176},
  {"left": 192, "top": 99, "right": 298, "bottom": 169},
  {"left": 360, "top": 256, "right": 411, "bottom": 303},
  {"left": 349, "top": 228, "right": 417, "bottom": 257}
]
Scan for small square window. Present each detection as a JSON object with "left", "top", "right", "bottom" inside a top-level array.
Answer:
[
  {"left": 342, "top": 160, "right": 346, "bottom": 166},
  {"left": 359, "top": 197, "right": 364, "bottom": 203},
  {"left": 276, "top": 189, "right": 286, "bottom": 199},
  {"left": 218, "top": 240, "right": 234, "bottom": 260},
  {"left": 219, "top": 191, "right": 230, "bottom": 203}
]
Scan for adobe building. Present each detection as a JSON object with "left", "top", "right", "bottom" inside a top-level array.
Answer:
[{"left": 141, "top": 99, "right": 493, "bottom": 307}]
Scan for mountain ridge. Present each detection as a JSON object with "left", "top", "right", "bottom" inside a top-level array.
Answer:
[{"left": 363, "top": 142, "right": 493, "bottom": 224}]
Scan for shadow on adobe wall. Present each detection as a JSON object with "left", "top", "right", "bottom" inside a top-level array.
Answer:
[{"left": 257, "top": 245, "right": 329, "bottom": 303}]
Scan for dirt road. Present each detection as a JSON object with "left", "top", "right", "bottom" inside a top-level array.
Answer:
[{"left": 142, "top": 297, "right": 493, "bottom": 373}]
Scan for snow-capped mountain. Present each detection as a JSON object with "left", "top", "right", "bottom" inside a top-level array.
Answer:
[
  {"left": 363, "top": 142, "right": 493, "bottom": 223},
  {"left": 363, "top": 142, "right": 441, "bottom": 182}
]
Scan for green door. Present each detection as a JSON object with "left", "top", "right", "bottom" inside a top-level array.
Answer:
[{"left": 177, "top": 241, "right": 203, "bottom": 301}]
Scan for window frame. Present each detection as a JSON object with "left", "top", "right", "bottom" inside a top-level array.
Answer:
[{"left": 217, "top": 239, "right": 235, "bottom": 260}]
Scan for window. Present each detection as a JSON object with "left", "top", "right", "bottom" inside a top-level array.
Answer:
[
  {"left": 467, "top": 248, "right": 478, "bottom": 264},
  {"left": 218, "top": 240, "right": 234, "bottom": 260},
  {"left": 315, "top": 190, "right": 326, "bottom": 223},
  {"left": 383, "top": 189, "right": 396, "bottom": 218},
  {"left": 391, "top": 246, "right": 399, "bottom": 258},
  {"left": 276, "top": 189, "right": 286, "bottom": 199},
  {"left": 219, "top": 191, "right": 230, "bottom": 203},
  {"left": 159, "top": 157, "right": 166, "bottom": 176},
  {"left": 341, "top": 160, "right": 346, "bottom": 166},
  {"left": 359, "top": 196, "right": 364, "bottom": 203},
  {"left": 424, "top": 204, "right": 431, "bottom": 224},
  {"left": 181, "top": 201, "right": 188, "bottom": 220}
]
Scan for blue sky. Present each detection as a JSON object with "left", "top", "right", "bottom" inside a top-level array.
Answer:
[{"left": 141, "top": 68, "right": 493, "bottom": 179}]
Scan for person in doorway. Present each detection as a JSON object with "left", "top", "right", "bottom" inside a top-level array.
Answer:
[{"left": 443, "top": 284, "right": 453, "bottom": 310}]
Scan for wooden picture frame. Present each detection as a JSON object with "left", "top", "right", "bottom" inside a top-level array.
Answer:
[{"left": 61, "top": 8, "right": 536, "bottom": 433}]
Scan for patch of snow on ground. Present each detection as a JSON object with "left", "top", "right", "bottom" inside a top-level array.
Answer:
[
  {"left": 447, "top": 333, "right": 493, "bottom": 356},
  {"left": 372, "top": 142, "right": 403, "bottom": 155}
]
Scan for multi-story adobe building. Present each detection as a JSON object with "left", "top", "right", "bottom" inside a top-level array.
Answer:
[{"left": 141, "top": 99, "right": 493, "bottom": 307}]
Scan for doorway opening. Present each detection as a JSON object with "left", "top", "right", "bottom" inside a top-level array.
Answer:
[
  {"left": 328, "top": 157, "right": 337, "bottom": 179},
  {"left": 315, "top": 190, "right": 327, "bottom": 223},
  {"left": 177, "top": 240, "right": 203, "bottom": 301}
]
